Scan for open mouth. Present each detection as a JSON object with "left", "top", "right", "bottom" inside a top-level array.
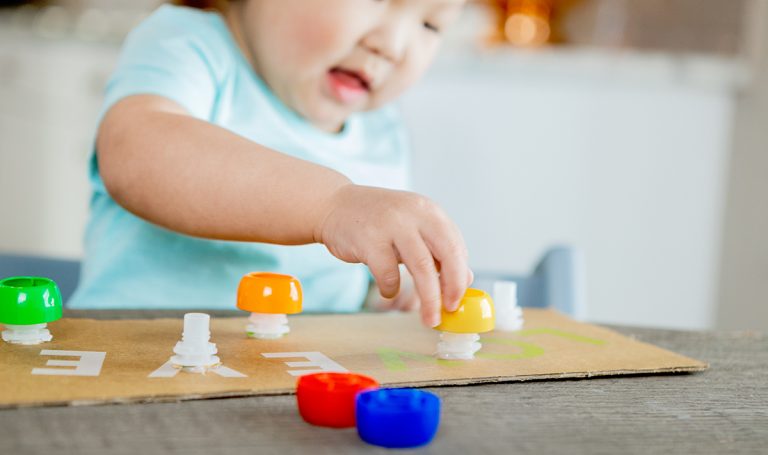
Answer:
[{"left": 329, "top": 67, "right": 371, "bottom": 92}]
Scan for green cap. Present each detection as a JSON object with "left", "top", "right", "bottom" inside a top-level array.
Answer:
[{"left": 0, "top": 276, "right": 63, "bottom": 325}]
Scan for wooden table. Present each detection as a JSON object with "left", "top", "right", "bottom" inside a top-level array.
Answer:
[{"left": 1, "top": 311, "right": 766, "bottom": 454}]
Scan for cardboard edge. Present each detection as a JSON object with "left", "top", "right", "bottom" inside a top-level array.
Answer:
[
  {"left": 0, "top": 364, "right": 708, "bottom": 410},
  {"left": 0, "top": 388, "right": 293, "bottom": 410}
]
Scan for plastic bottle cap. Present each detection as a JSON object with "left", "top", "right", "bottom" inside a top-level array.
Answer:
[
  {"left": 356, "top": 388, "right": 441, "bottom": 448},
  {"left": 296, "top": 372, "right": 379, "bottom": 428},
  {"left": 0, "top": 277, "right": 63, "bottom": 325},
  {"left": 435, "top": 288, "right": 495, "bottom": 334},
  {"left": 236, "top": 272, "right": 303, "bottom": 314}
]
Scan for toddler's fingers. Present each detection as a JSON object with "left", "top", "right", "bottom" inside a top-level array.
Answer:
[
  {"left": 396, "top": 235, "right": 442, "bottom": 327},
  {"left": 366, "top": 246, "right": 401, "bottom": 299},
  {"left": 421, "top": 225, "right": 469, "bottom": 313},
  {"left": 438, "top": 257, "right": 468, "bottom": 312}
]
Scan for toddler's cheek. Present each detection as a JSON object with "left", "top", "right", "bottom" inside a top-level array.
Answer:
[
  {"left": 295, "top": 30, "right": 334, "bottom": 58},
  {"left": 284, "top": 14, "right": 348, "bottom": 63}
]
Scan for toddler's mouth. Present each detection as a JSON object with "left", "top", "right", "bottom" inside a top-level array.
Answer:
[{"left": 327, "top": 67, "right": 371, "bottom": 105}]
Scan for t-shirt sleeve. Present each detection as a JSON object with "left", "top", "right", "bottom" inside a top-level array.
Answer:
[
  {"left": 90, "top": 6, "right": 223, "bottom": 193},
  {"left": 101, "top": 6, "right": 220, "bottom": 119}
]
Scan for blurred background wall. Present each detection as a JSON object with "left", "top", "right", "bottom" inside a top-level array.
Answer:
[{"left": 0, "top": 0, "right": 765, "bottom": 330}]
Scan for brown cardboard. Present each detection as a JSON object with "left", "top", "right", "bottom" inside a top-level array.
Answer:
[{"left": 0, "top": 309, "right": 707, "bottom": 408}]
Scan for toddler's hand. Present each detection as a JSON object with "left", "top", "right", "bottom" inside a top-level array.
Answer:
[{"left": 315, "top": 184, "right": 472, "bottom": 327}]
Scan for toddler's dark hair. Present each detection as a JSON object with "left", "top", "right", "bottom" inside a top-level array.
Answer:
[{"left": 172, "top": 0, "right": 229, "bottom": 11}]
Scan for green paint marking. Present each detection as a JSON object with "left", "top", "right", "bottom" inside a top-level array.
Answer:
[
  {"left": 377, "top": 348, "right": 462, "bottom": 371},
  {"left": 477, "top": 339, "right": 545, "bottom": 360},
  {"left": 377, "top": 328, "right": 603, "bottom": 371},
  {"left": 377, "top": 348, "right": 435, "bottom": 371},
  {"left": 514, "top": 328, "right": 606, "bottom": 345}
]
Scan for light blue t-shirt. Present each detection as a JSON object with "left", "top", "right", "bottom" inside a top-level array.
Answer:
[{"left": 68, "top": 5, "right": 409, "bottom": 311}]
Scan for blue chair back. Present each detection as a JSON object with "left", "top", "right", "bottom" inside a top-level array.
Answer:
[{"left": 472, "top": 246, "right": 585, "bottom": 318}]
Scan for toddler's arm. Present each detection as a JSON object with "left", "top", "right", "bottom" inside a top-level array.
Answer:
[{"left": 99, "top": 95, "right": 471, "bottom": 327}]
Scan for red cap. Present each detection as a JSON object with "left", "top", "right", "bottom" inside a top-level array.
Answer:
[{"left": 296, "top": 372, "right": 379, "bottom": 428}]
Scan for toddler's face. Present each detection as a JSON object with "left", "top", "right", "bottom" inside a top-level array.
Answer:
[{"left": 228, "top": 0, "right": 464, "bottom": 132}]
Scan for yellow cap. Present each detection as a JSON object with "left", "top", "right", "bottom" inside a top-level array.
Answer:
[{"left": 435, "top": 288, "right": 495, "bottom": 333}]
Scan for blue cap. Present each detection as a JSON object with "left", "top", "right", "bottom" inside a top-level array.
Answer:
[{"left": 355, "top": 389, "right": 441, "bottom": 448}]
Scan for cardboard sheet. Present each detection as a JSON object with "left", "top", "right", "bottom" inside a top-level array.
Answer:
[{"left": 0, "top": 309, "right": 707, "bottom": 408}]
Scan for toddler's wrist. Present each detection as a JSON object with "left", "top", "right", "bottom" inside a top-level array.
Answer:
[{"left": 312, "top": 180, "right": 355, "bottom": 245}]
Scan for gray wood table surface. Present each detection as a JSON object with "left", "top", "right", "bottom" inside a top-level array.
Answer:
[{"left": 2, "top": 310, "right": 766, "bottom": 455}]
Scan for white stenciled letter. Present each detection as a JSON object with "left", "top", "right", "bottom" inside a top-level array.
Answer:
[
  {"left": 148, "top": 361, "right": 247, "bottom": 378},
  {"left": 262, "top": 352, "right": 348, "bottom": 376},
  {"left": 31, "top": 350, "right": 106, "bottom": 377}
]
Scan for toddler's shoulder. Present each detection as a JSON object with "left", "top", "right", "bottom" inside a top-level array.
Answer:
[
  {"left": 132, "top": 4, "right": 221, "bottom": 39},
  {"left": 123, "top": 5, "right": 233, "bottom": 72}
]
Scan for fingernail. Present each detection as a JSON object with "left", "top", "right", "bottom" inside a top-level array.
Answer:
[{"left": 429, "top": 315, "right": 442, "bottom": 328}]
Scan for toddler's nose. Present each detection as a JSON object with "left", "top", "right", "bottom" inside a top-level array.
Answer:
[{"left": 361, "top": 17, "right": 412, "bottom": 63}]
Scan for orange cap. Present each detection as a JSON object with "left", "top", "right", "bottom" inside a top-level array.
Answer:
[
  {"left": 435, "top": 288, "right": 495, "bottom": 334},
  {"left": 237, "top": 272, "right": 303, "bottom": 314}
]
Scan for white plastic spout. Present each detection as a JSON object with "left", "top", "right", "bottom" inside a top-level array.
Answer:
[
  {"left": 494, "top": 281, "right": 524, "bottom": 331},
  {"left": 436, "top": 332, "right": 482, "bottom": 360},
  {"left": 246, "top": 313, "right": 289, "bottom": 339},
  {"left": 170, "top": 313, "right": 220, "bottom": 372},
  {"left": 1, "top": 323, "right": 52, "bottom": 345},
  {"left": 181, "top": 313, "right": 211, "bottom": 346}
]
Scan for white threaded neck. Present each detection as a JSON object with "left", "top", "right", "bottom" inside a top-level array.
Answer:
[
  {"left": 246, "top": 312, "right": 289, "bottom": 339},
  {"left": 171, "top": 313, "right": 219, "bottom": 369},
  {"left": 494, "top": 280, "right": 524, "bottom": 331},
  {"left": 181, "top": 313, "right": 211, "bottom": 345},
  {"left": 436, "top": 332, "right": 481, "bottom": 360},
  {"left": 2, "top": 323, "right": 52, "bottom": 345},
  {"left": 494, "top": 281, "right": 518, "bottom": 307}
]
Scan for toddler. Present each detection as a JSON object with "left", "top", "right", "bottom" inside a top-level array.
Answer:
[{"left": 69, "top": 0, "right": 470, "bottom": 328}]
